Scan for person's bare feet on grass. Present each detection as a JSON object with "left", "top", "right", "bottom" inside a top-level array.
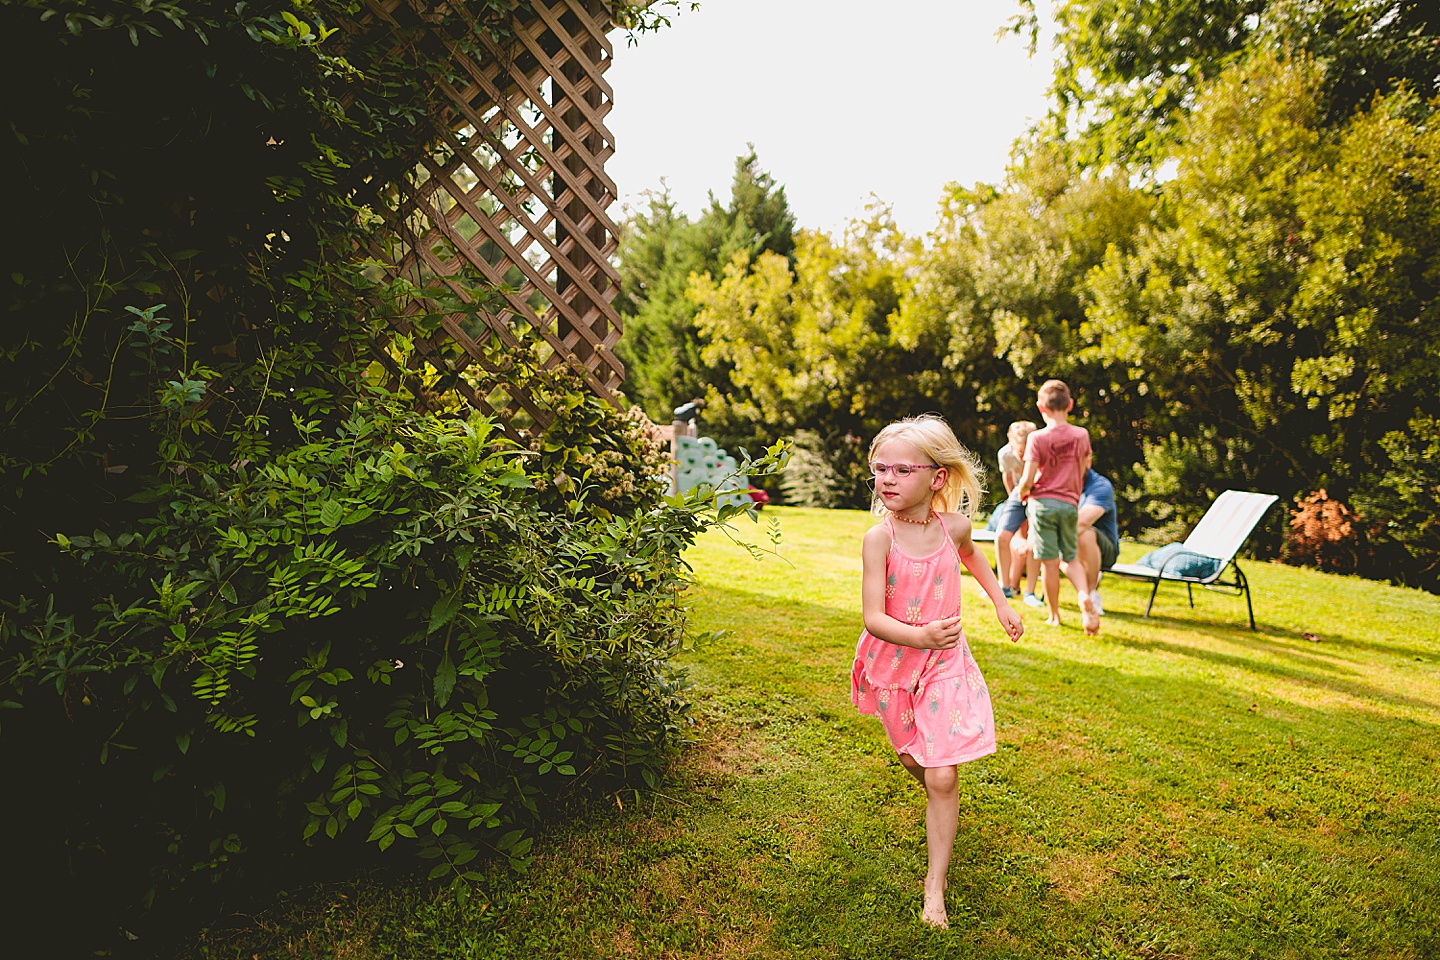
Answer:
[
  {"left": 1079, "top": 591, "right": 1101, "bottom": 636},
  {"left": 1045, "top": 615, "right": 1062, "bottom": 627},
  {"left": 922, "top": 886, "right": 949, "bottom": 929}
]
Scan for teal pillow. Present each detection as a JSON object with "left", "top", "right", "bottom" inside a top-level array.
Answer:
[{"left": 1135, "top": 542, "right": 1225, "bottom": 580}]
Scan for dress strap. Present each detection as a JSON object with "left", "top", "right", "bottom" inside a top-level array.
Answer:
[
  {"left": 934, "top": 511, "right": 949, "bottom": 538},
  {"left": 933, "top": 511, "right": 963, "bottom": 564}
]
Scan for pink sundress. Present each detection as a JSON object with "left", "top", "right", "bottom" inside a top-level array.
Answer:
[{"left": 851, "top": 514, "right": 997, "bottom": 766}]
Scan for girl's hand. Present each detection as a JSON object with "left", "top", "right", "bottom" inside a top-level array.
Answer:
[
  {"left": 996, "top": 603, "right": 1024, "bottom": 643},
  {"left": 919, "top": 615, "right": 963, "bottom": 649}
]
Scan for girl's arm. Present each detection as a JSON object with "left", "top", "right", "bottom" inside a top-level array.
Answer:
[
  {"left": 861, "top": 525, "right": 961, "bottom": 650},
  {"left": 947, "top": 514, "right": 1025, "bottom": 643}
]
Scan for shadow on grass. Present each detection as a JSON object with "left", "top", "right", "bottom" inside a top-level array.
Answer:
[
  {"left": 1096, "top": 610, "right": 1365, "bottom": 677},
  {"left": 1091, "top": 565, "right": 1440, "bottom": 661},
  {"left": 694, "top": 581, "right": 1440, "bottom": 730},
  {"left": 679, "top": 586, "right": 1440, "bottom": 959},
  {"left": 190, "top": 575, "right": 1440, "bottom": 960},
  {"left": 1096, "top": 623, "right": 1440, "bottom": 716},
  {"left": 1116, "top": 608, "right": 1440, "bottom": 664}
]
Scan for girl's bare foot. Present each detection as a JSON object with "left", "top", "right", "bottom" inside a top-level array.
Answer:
[
  {"left": 1044, "top": 615, "right": 1062, "bottom": 627},
  {"left": 922, "top": 887, "right": 949, "bottom": 929},
  {"left": 1079, "top": 592, "right": 1101, "bottom": 635}
]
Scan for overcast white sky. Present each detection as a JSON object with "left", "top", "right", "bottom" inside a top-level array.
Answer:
[{"left": 604, "top": 0, "right": 1058, "bottom": 237}]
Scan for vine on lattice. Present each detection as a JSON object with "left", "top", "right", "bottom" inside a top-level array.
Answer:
[{"left": 355, "top": 0, "right": 624, "bottom": 431}]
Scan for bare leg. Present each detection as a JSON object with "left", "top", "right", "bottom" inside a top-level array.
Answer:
[
  {"left": 1012, "top": 531, "right": 1036, "bottom": 595},
  {"left": 1072, "top": 528, "right": 1101, "bottom": 593},
  {"left": 922, "top": 764, "right": 959, "bottom": 928},
  {"left": 897, "top": 755, "right": 960, "bottom": 928},
  {"left": 1067, "top": 529, "right": 1101, "bottom": 634},
  {"left": 996, "top": 530, "right": 1015, "bottom": 590},
  {"left": 898, "top": 752, "right": 927, "bottom": 786},
  {"left": 1042, "top": 558, "right": 1062, "bottom": 624}
]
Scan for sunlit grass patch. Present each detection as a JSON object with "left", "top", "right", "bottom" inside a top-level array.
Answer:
[{"left": 193, "top": 506, "right": 1440, "bottom": 960}]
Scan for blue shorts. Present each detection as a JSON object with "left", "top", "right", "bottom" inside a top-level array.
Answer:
[{"left": 991, "top": 498, "right": 1028, "bottom": 534}]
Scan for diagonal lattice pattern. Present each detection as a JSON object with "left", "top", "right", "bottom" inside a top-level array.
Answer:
[{"left": 356, "top": 0, "right": 623, "bottom": 431}]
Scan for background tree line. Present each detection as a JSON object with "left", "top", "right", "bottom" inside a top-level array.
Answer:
[{"left": 616, "top": 0, "right": 1440, "bottom": 590}]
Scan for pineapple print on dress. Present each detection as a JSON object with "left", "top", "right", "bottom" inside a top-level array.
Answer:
[
  {"left": 886, "top": 572, "right": 897, "bottom": 599},
  {"left": 965, "top": 650, "right": 986, "bottom": 692},
  {"left": 906, "top": 596, "right": 924, "bottom": 624},
  {"left": 948, "top": 707, "right": 967, "bottom": 737},
  {"left": 932, "top": 573, "right": 945, "bottom": 602}
]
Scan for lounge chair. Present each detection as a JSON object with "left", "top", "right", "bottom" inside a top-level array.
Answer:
[
  {"left": 970, "top": 516, "right": 1000, "bottom": 582},
  {"left": 1107, "top": 490, "right": 1279, "bottom": 629}
]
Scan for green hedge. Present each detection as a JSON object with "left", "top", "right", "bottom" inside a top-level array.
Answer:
[
  {"left": 0, "top": 0, "right": 772, "bottom": 951},
  {"left": 1, "top": 358, "right": 784, "bottom": 949}
]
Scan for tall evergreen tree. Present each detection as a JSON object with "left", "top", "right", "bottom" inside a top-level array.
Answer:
[{"left": 615, "top": 149, "right": 796, "bottom": 423}]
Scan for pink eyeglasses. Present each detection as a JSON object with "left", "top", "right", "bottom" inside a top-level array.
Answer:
[{"left": 869, "top": 462, "right": 940, "bottom": 478}]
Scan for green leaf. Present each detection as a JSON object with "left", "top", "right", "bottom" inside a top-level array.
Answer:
[
  {"left": 433, "top": 654, "right": 457, "bottom": 708},
  {"left": 319, "top": 500, "right": 344, "bottom": 528},
  {"left": 428, "top": 592, "right": 463, "bottom": 634}
]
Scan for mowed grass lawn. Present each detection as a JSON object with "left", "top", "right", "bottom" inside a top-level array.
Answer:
[{"left": 196, "top": 507, "right": 1440, "bottom": 959}]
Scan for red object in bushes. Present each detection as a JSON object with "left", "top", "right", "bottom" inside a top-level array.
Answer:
[{"left": 747, "top": 487, "right": 771, "bottom": 508}]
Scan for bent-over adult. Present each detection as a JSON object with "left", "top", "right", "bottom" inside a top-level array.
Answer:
[{"left": 1072, "top": 468, "right": 1119, "bottom": 628}]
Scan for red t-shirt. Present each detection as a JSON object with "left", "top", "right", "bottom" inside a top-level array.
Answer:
[{"left": 1024, "top": 422, "right": 1091, "bottom": 505}]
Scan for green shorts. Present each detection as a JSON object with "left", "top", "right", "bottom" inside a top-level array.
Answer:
[
  {"left": 1027, "top": 497, "right": 1078, "bottom": 562},
  {"left": 1096, "top": 529, "right": 1119, "bottom": 570}
]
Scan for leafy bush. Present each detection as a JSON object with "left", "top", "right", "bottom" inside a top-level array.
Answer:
[
  {"left": 777, "top": 429, "right": 869, "bottom": 509},
  {"left": 0, "top": 0, "right": 779, "bottom": 951},
  {"left": 0, "top": 366, "right": 785, "bottom": 948}
]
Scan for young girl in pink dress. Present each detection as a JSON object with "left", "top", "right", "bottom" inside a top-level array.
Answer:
[{"left": 851, "top": 414, "right": 1024, "bottom": 928}]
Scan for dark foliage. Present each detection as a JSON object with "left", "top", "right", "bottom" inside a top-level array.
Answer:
[{"left": 0, "top": 0, "right": 781, "bottom": 953}]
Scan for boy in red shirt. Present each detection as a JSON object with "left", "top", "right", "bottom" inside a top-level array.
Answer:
[{"left": 1015, "top": 379, "right": 1099, "bottom": 634}]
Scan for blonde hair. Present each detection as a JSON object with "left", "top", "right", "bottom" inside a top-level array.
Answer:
[
  {"left": 868, "top": 414, "right": 985, "bottom": 516},
  {"left": 1008, "top": 420, "right": 1038, "bottom": 446}
]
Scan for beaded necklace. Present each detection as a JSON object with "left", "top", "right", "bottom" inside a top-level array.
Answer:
[{"left": 889, "top": 508, "right": 937, "bottom": 526}]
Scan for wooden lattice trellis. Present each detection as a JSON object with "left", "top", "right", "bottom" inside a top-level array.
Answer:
[{"left": 357, "top": 0, "right": 624, "bottom": 431}]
